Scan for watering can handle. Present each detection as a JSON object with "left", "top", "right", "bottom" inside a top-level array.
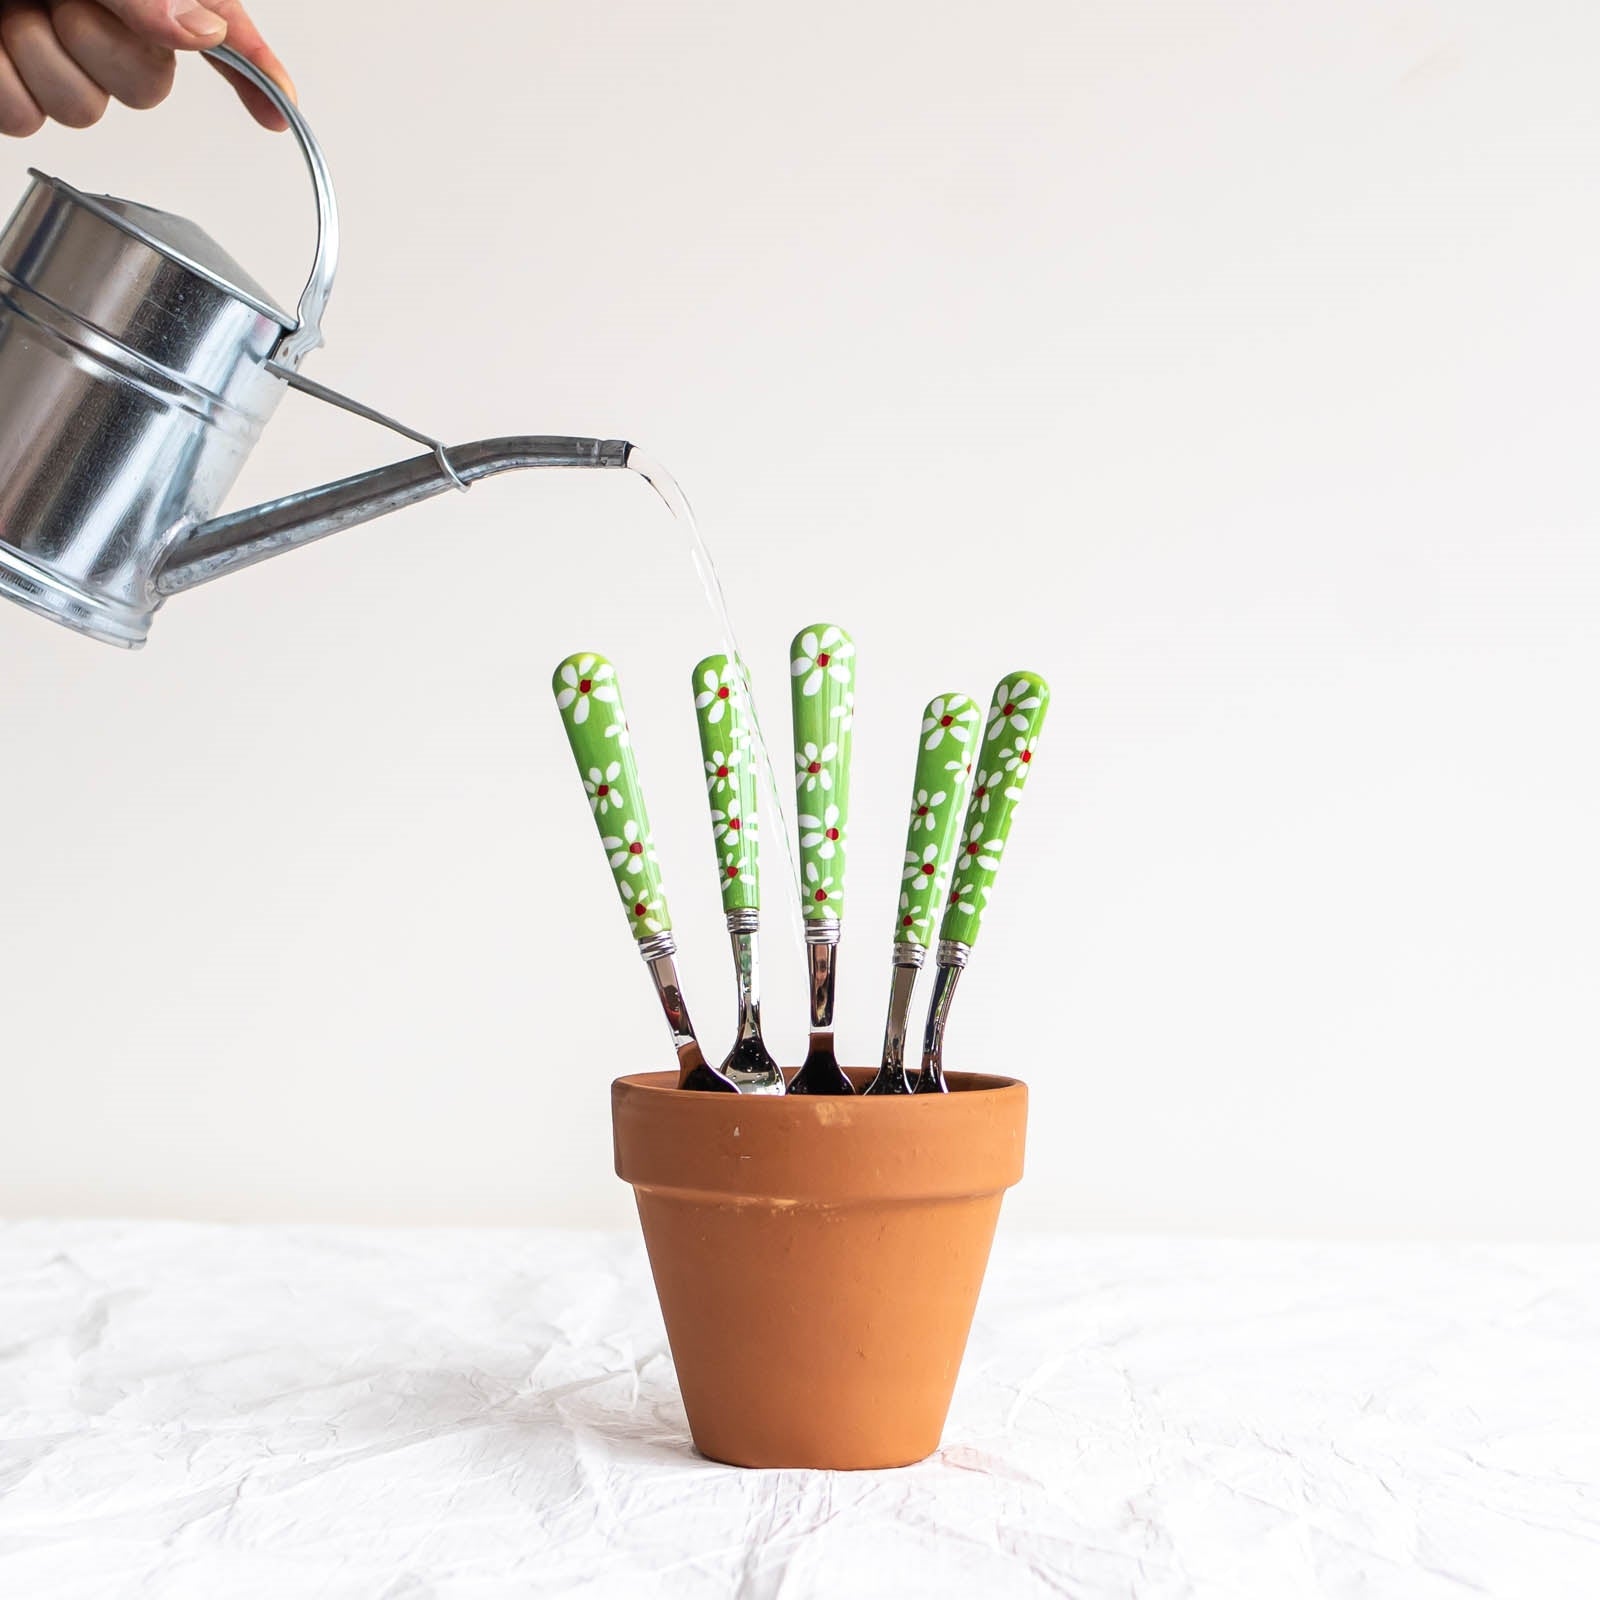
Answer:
[{"left": 202, "top": 44, "right": 338, "bottom": 369}]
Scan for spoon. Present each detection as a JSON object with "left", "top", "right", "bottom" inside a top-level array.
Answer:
[
  {"left": 786, "top": 622, "right": 857, "bottom": 1096},
  {"left": 864, "top": 693, "right": 980, "bottom": 1095},
  {"left": 552, "top": 651, "right": 736, "bottom": 1094},
  {"left": 691, "top": 653, "right": 784, "bottom": 1094},
  {"left": 915, "top": 670, "right": 1051, "bottom": 1094}
]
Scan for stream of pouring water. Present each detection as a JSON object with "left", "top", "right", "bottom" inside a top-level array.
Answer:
[{"left": 625, "top": 449, "right": 805, "bottom": 947}]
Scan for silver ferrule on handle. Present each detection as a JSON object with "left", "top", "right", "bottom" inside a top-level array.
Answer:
[
  {"left": 638, "top": 932, "right": 699, "bottom": 1057},
  {"left": 202, "top": 46, "right": 338, "bottom": 369}
]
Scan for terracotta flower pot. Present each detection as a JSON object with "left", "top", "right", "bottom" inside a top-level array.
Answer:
[{"left": 611, "top": 1066, "right": 1027, "bottom": 1469}]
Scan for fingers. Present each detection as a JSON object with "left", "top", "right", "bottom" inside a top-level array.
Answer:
[
  {"left": 51, "top": 0, "right": 172, "bottom": 110},
  {"left": 0, "top": 2, "right": 107, "bottom": 127},
  {"left": 201, "top": 0, "right": 292, "bottom": 131},
  {"left": 95, "top": 0, "right": 291, "bottom": 132},
  {"left": 0, "top": 23, "right": 44, "bottom": 135},
  {"left": 0, "top": 0, "right": 292, "bottom": 138},
  {"left": 93, "top": 0, "right": 225, "bottom": 49}
]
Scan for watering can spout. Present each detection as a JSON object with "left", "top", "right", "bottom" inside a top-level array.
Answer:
[
  {"left": 0, "top": 48, "right": 642, "bottom": 648},
  {"left": 154, "top": 436, "right": 633, "bottom": 599}
]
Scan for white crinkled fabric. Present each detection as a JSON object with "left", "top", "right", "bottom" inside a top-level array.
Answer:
[{"left": 0, "top": 1223, "right": 1595, "bottom": 1598}]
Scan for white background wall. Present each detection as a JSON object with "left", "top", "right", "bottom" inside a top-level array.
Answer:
[{"left": 1, "top": 0, "right": 1595, "bottom": 1237}]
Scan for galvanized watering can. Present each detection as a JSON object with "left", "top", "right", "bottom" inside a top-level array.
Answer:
[{"left": 0, "top": 47, "right": 629, "bottom": 647}]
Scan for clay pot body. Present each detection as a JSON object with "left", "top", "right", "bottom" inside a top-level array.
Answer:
[{"left": 611, "top": 1067, "right": 1027, "bottom": 1469}]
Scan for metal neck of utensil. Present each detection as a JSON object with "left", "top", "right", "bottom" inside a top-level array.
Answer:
[
  {"left": 726, "top": 910, "right": 764, "bottom": 1044},
  {"left": 638, "top": 931, "right": 700, "bottom": 1057},
  {"left": 805, "top": 920, "right": 840, "bottom": 1030},
  {"left": 918, "top": 940, "right": 971, "bottom": 1093},
  {"left": 874, "top": 949, "right": 925, "bottom": 1090}
]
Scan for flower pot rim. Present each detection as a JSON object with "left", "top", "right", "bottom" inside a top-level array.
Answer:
[
  {"left": 612, "top": 1066, "right": 1025, "bottom": 1099},
  {"left": 612, "top": 1067, "right": 1028, "bottom": 1203}
]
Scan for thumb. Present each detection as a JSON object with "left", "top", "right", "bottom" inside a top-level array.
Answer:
[{"left": 94, "top": 0, "right": 228, "bottom": 48}]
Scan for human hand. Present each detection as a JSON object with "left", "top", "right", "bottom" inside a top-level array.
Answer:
[{"left": 0, "top": 0, "right": 292, "bottom": 136}]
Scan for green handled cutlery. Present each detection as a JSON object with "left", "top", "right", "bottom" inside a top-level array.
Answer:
[
  {"left": 692, "top": 653, "right": 784, "bottom": 1094},
  {"left": 552, "top": 652, "right": 736, "bottom": 1094},
  {"left": 787, "top": 622, "right": 857, "bottom": 1095},
  {"left": 915, "top": 671, "right": 1051, "bottom": 1094},
  {"left": 864, "top": 693, "right": 980, "bottom": 1095}
]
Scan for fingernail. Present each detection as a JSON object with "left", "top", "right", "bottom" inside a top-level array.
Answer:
[{"left": 173, "top": 3, "right": 228, "bottom": 42}]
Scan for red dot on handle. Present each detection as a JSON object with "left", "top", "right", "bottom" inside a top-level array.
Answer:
[
  {"left": 633, "top": 903, "right": 646, "bottom": 917},
  {"left": 727, "top": 866, "right": 739, "bottom": 879},
  {"left": 728, "top": 817, "right": 741, "bottom": 831},
  {"left": 814, "top": 888, "right": 828, "bottom": 902},
  {"left": 825, "top": 828, "right": 839, "bottom": 840},
  {"left": 1021, "top": 750, "right": 1032, "bottom": 763},
  {"left": 816, "top": 652, "right": 830, "bottom": 667},
  {"left": 916, "top": 805, "right": 929, "bottom": 816},
  {"left": 717, "top": 686, "right": 730, "bottom": 700},
  {"left": 921, "top": 863, "right": 936, "bottom": 877},
  {"left": 628, "top": 841, "right": 643, "bottom": 855},
  {"left": 596, "top": 784, "right": 609, "bottom": 797},
  {"left": 808, "top": 761, "right": 821, "bottom": 774},
  {"left": 940, "top": 714, "right": 953, "bottom": 727},
  {"left": 578, "top": 678, "right": 593, "bottom": 694},
  {"left": 1002, "top": 701, "right": 1016, "bottom": 717}
]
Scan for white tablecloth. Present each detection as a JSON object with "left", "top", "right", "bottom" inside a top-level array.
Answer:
[{"left": 0, "top": 1222, "right": 1594, "bottom": 1598}]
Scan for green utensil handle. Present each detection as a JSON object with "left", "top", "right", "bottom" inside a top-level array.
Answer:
[
  {"left": 790, "top": 622, "right": 855, "bottom": 922},
  {"left": 552, "top": 652, "right": 671, "bottom": 941},
  {"left": 896, "top": 692, "right": 979, "bottom": 949},
  {"left": 938, "top": 670, "right": 1050, "bottom": 948},
  {"left": 692, "top": 653, "right": 760, "bottom": 913}
]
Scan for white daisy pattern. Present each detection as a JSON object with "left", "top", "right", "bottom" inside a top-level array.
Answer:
[
  {"left": 694, "top": 660, "right": 740, "bottom": 724},
  {"left": 554, "top": 655, "right": 619, "bottom": 726},
  {"left": 800, "top": 804, "right": 844, "bottom": 860},
  {"left": 903, "top": 842, "right": 941, "bottom": 885},
  {"left": 795, "top": 740, "right": 838, "bottom": 793},
  {"left": 897, "top": 890, "right": 931, "bottom": 937},
  {"left": 970, "top": 767, "right": 999, "bottom": 815},
  {"left": 704, "top": 748, "right": 738, "bottom": 796},
  {"left": 791, "top": 626, "right": 854, "bottom": 697},
  {"left": 908, "top": 787, "right": 947, "bottom": 832},
  {"left": 710, "top": 803, "right": 747, "bottom": 846},
  {"left": 956, "top": 819, "right": 1004, "bottom": 874},
  {"left": 999, "top": 735, "right": 1037, "bottom": 801},
  {"left": 1001, "top": 735, "right": 1038, "bottom": 778},
  {"left": 617, "top": 878, "right": 667, "bottom": 936},
  {"left": 921, "top": 693, "right": 980, "bottom": 751},
  {"left": 947, "top": 875, "right": 982, "bottom": 919},
  {"left": 602, "top": 818, "right": 654, "bottom": 877},
  {"left": 804, "top": 860, "right": 840, "bottom": 914},
  {"left": 986, "top": 677, "right": 1043, "bottom": 741},
  {"left": 584, "top": 762, "right": 624, "bottom": 816}
]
